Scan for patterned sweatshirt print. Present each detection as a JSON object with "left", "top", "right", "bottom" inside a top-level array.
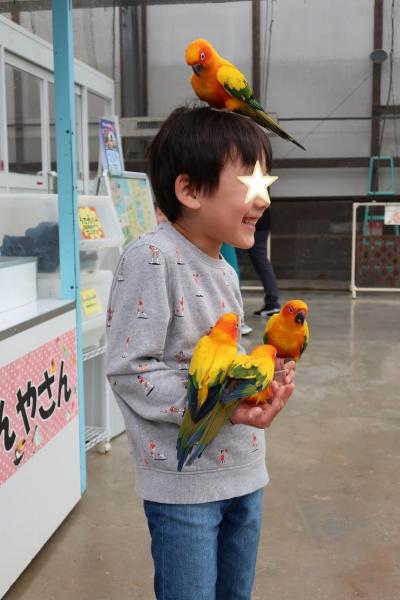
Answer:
[{"left": 106, "top": 222, "right": 268, "bottom": 503}]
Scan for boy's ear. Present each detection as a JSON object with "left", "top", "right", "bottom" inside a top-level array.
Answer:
[{"left": 175, "top": 174, "right": 201, "bottom": 210}]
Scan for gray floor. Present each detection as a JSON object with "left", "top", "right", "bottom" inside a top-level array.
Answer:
[{"left": 5, "top": 291, "right": 400, "bottom": 600}]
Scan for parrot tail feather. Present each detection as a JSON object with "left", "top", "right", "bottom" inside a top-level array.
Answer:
[
  {"left": 185, "top": 402, "right": 238, "bottom": 467},
  {"left": 235, "top": 105, "right": 306, "bottom": 151},
  {"left": 253, "top": 109, "right": 306, "bottom": 150}
]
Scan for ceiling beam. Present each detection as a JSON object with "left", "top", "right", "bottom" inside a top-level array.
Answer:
[
  {"left": 0, "top": 0, "right": 246, "bottom": 11},
  {"left": 273, "top": 157, "right": 400, "bottom": 169}
]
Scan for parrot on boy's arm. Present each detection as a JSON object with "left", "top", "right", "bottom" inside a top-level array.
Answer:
[
  {"left": 176, "top": 312, "right": 240, "bottom": 471},
  {"left": 185, "top": 38, "right": 305, "bottom": 150},
  {"left": 263, "top": 300, "right": 309, "bottom": 362},
  {"left": 177, "top": 343, "right": 277, "bottom": 470},
  {"left": 240, "top": 345, "right": 278, "bottom": 405}
]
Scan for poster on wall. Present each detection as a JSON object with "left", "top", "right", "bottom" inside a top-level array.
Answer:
[
  {"left": 384, "top": 205, "right": 400, "bottom": 226},
  {"left": 99, "top": 117, "right": 124, "bottom": 176},
  {"left": 0, "top": 330, "right": 78, "bottom": 486},
  {"left": 77, "top": 206, "right": 106, "bottom": 240},
  {"left": 109, "top": 172, "right": 157, "bottom": 245}
]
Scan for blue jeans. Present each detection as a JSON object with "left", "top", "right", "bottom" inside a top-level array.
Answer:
[{"left": 143, "top": 488, "right": 264, "bottom": 600}]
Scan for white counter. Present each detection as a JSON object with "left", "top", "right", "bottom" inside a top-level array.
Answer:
[{"left": 0, "top": 300, "right": 81, "bottom": 597}]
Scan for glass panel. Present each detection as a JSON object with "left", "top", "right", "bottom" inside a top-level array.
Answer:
[
  {"left": 87, "top": 91, "right": 108, "bottom": 178},
  {"left": 6, "top": 64, "right": 42, "bottom": 174},
  {"left": 48, "top": 83, "right": 83, "bottom": 182}
]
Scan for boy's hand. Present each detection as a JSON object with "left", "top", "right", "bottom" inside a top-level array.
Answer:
[{"left": 230, "top": 359, "right": 296, "bottom": 429}]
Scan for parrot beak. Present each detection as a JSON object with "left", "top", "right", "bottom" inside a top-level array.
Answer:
[
  {"left": 192, "top": 64, "right": 202, "bottom": 76},
  {"left": 294, "top": 310, "right": 305, "bottom": 325}
]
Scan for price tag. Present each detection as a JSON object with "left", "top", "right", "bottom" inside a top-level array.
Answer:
[
  {"left": 81, "top": 288, "right": 103, "bottom": 316},
  {"left": 78, "top": 206, "right": 105, "bottom": 240}
]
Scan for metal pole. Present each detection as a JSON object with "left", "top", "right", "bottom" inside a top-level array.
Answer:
[
  {"left": 252, "top": 0, "right": 261, "bottom": 99},
  {"left": 351, "top": 202, "right": 358, "bottom": 299},
  {"left": 52, "top": 0, "right": 86, "bottom": 493}
]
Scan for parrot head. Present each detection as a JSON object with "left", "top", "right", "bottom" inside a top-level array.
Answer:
[
  {"left": 250, "top": 344, "right": 277, "bottom": 361},
  {"left": 185, "top": 38, "right": 217, "bottom": 76},
  {"left": 209, "top": 312, "right": 240, "bottom": 345},
  {"left": 281, "top": 300, "right": 308, "bottom": 326}
]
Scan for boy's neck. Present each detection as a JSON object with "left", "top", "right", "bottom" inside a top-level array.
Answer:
[{"left": 171, "top": 220, "right": 221, "bottom": 259}]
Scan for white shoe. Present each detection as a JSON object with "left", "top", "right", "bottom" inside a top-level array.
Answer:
[
  {"left": 240, "top": 323, "right": 253, "bottom": 335},
  {"left": 260, "top": 308, "right": 280, "bottom": 319}
]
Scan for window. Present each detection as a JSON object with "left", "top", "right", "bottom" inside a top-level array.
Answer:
[
  {"left": 6, "top": 64, "right": 42, "bottom": 174},
  {"left": 87, "top": 91, "right": 111, "bottom": 179}
]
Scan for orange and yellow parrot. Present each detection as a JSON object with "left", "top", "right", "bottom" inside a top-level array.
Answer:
[
  {"left": 177, "top": 341, "right": 277, "bottom": 470},
  {"left": 185, "top": 38, "right": 305, "bottom": 150},
  {"left": 241, "top": 345, "right": 277, "bottom": 405},
  {"left": 177, "top": 312, "right": 240, "bottom": 471},
  {"left": 263, "top": 300, "right": 309, "bottom": 362}
]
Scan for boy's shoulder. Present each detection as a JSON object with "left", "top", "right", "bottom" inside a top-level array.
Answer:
[{"left": 122, "top": 223, "right": 177, "bottom": 263}]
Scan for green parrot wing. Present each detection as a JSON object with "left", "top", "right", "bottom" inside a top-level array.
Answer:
[
  {"left": 263, "top": 312, "right": 279, "bottom": 344},
  {"left": 184, "top": 398, "right": 239, "bottom": 466},
  {"left": 217, "top": 63, "right": 306, "bottom": 150},
  {"left": 219, "top": 355, "right": 274, "bottom": 406},
  {"left": 177, "top": 383, "right": 231, "bottom": 471},
  {"left": 217, "top": 64, "right": 263, "bottom": 110},
  {"left": 300, "top": 322, "right": 310, "bottom": 357},
  {"left": 187, "top": 373, "right": 224, "bottom": 422},
  {"left": 219, "top": 377, "right": 259, "bottom": 406}
]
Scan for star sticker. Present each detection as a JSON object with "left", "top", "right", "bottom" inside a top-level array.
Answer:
[{"left": 237, "top": 160, "right": 279, "bottom": 205}]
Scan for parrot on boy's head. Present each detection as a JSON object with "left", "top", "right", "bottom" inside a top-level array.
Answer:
[
  {"left": 185, "top": 38, "right": 305, "bottom": 151},
  {"left": 263, "top": 300, "right": 309, "bottom": 362}
]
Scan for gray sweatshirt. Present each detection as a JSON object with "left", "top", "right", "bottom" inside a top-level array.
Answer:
[{"left": 106, "top": 222, "right": 268, "bottom": 503}]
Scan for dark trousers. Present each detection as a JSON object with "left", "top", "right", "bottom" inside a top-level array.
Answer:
[{"left": 238, "top": 229, "right": 280, "bottom": 309}]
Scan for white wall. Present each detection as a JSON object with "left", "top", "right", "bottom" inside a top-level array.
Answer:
[
  {"left": 4, "top": 1, "right": 400, "bottom": 197},
  {"left": 146, "top": 0, "right": 400, "bottom": 197},
  {"left": 147, "top": 1, "right": 252, "bottom": 116}
]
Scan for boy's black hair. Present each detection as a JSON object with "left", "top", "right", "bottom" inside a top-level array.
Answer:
[{"left": 147, "top": 106, "right": 272, "bottom": 222}]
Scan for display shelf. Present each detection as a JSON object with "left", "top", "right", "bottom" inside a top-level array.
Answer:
[
  {"left": 0, "top": 299, "right": 75, "bottom": 340},
  {"left": 77, "top": 194, "right": 124, "bottom": 250},
  {"left": 85, "top": 426, "right": 110, "bottom": 452},
  {"left": 83, "top": 344, "right": 106, "bottom": 362},
  {"left": 0, "top": 193, "right": 119, "bottom": 268},
  {"left": 38, "top": 268, "right": 113, "bottom": 351},
  {"left": 0, "top": 257, "right": 37, "bottom": 313}
]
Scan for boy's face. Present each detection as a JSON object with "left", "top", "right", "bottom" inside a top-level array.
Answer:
[{"left": 196, "top": 159, "right": 269, "bottom": 250}]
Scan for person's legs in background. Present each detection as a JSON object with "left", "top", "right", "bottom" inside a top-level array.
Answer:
[
  {"left": 220, "top": 243, "right": 253, "bottom": 335},
  {"left": 242, "top": 229, "right": 280, "bottom": 317}
]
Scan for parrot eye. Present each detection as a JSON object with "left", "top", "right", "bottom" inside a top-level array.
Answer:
[
  {"left": 200, "top": 51, "right": 206, "bottom": 61},
  {"left": 288, "top": 306, "right": 294, "bottom": 313}
]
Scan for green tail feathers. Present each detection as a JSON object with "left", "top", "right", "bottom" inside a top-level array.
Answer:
[
  {"left": 176, "top": 400, "right": 239, "bottom": 471},
  {"left": 237, "top": 105, "right": 306, "bottom": 151}
]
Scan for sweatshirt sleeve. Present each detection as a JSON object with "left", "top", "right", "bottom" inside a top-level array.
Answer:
[{"left": 106, "top": 243, "right": 187, "bottom": 425}]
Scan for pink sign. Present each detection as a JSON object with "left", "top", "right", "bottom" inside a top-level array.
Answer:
[{"left": 0, "top": 329, "right": 78, "bottom": 486}]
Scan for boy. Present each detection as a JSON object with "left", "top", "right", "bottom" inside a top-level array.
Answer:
[{"left": 106, "top": 106, "right": 295, "bottom": 600}]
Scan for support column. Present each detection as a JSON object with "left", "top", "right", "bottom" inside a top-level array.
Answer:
[
  {"left": 52, "top": 0, "right": 86, "bottom": 493},
  {"left": 370, "top": 0, "right": 384, "bottom": 190},
  {"left": 252, "top": 0, "right": 261, "bottom": 99}
]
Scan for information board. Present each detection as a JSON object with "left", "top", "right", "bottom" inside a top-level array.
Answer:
[{"left": 109, "top": 172, "right": 157, "bottom": 245}]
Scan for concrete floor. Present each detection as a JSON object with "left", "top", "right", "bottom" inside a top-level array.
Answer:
[{"left": 5, "top": 291, "right": 400, "bottom": 600}]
